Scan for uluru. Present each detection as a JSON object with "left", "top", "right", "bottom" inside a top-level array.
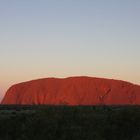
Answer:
[{"left": 1, "top": 76, "right": 140, "bottom": 105}]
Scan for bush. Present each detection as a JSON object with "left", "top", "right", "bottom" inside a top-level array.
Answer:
[{"left": 0, "top": 106, "right": 140, "bottom": 140}]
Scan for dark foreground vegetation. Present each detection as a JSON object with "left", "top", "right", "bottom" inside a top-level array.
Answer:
[{"left": 0, "top": 105, "right": 140, "bottom": 140}]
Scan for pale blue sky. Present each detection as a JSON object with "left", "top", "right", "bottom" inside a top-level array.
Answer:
[{"left": 0, "top": 0, "right": 140, "bottom": 99}]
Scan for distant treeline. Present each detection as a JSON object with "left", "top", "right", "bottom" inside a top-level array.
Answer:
[{"left": 0, "top": 105, "right": 140, "bottom": 140}]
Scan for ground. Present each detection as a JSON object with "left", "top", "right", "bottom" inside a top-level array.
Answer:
[{"left": 0, "top": 105, "right": 140, "bottom": 140}]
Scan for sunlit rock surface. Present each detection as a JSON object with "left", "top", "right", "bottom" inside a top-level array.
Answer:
[{"left": 1, "top": 77, "right": 140, "bottom": 105}]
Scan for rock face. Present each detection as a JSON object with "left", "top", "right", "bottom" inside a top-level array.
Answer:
[{"left": 1, "top": 77, "right": 140, "bottom": 105}]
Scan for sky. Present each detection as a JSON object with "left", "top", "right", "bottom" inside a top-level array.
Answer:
[{"left": 0, "top": 0, "right": 140, "bottom": 100}]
